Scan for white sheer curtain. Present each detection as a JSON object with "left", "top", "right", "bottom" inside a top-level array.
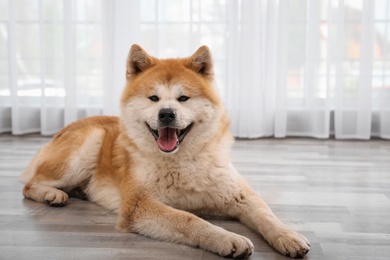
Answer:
[
  {"left": 226, "top": 0, "right": 390, "bottom": 139},
  {"left": 0, "top": 0, "right": 106, "bottom": 135},
  {"left": 1, "top": 0, "right": 389, "bottom": 139}
]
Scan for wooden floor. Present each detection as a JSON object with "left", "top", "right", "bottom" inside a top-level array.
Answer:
[{"left": 0, "top": 135, "right": 389, "bottom": 260}]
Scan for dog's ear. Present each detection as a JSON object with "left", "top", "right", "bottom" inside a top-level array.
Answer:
[
  {"left": 126, "top": 44, "right": 154, "bottom": 78},
  {"left": 186, "top": 46, "right": 214, "bottom": 81}
]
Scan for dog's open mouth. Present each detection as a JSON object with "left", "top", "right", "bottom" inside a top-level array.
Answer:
[{"left": 146, "top": 123, "right": 193, "bottom": 153}]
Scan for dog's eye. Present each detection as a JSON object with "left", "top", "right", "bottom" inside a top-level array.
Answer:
[
  {"left": 148, "top": 95, "right": 159, "bottom": 102},
  {"left": 178, "top": 96, "right": 189, "bottom": 102}
]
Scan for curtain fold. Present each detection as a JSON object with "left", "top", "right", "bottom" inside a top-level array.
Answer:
[
  {"left": 226, "top": 0, "right": 389, "bottom": 139},
  {"left": 102, "top": 0, "right": 140, "bottom": 116},
  {"left": 0, "top": 0, "right": 389, "bottom": 139}
]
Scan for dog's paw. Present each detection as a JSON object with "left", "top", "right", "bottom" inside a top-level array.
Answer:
[
  {"left": 209, "top": 231, "right": 254, "bottom": 259},
  {"left": 44, "top": 190, "right": 68, "bottom": 207},
  {"left": 268, "top": 228, "right": 310, "bottom": 258}
]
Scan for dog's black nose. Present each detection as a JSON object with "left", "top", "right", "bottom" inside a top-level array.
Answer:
[{"left": 158, "top": 108, "right": 176, "bottom": 125}]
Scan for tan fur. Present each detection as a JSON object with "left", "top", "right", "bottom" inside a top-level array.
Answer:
[{"left": 22, "top": 45, "right": 310, "bottom": 259}]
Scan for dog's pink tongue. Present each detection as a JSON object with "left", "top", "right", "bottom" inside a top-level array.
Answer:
[{"left": 157, "top": 128, "right": 178, "bottom": 151}]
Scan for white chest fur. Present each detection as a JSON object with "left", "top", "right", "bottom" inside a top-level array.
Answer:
[{"left": 133, "top": 150, "right": 242, "bottom": 212}]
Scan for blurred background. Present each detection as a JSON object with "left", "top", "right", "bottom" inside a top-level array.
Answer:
[{"left": 0, "top": 0, "right": 389, "bottom": 139}]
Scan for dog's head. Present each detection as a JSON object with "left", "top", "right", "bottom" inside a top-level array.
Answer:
[{"left": 120, "top": 44, "right": 229, "bottom": 155}]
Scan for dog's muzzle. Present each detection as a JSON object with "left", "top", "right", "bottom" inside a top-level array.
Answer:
[{"left": 146, "top": 110, "right": 193, "bottom": 154}]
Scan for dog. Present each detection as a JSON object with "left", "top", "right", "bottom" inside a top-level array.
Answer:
[{"left": 21, "top": 45, "right": 310, "bottom": 259}]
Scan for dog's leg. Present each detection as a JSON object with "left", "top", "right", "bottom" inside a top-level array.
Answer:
[
  {"left": 118, "top": 194, "right": 253, "bottom": 259},
  {"left": 226, "top": 182, "right": 310, "bottom": 258},
  {"left": 23, "top": 179, "right": 69, "bottom": 207},
  {"left": 22, "top": 128, "right": 105, "bottom": 207}
]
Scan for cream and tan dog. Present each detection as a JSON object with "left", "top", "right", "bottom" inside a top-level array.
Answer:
[{"left": 21, "top": 45, "right": 310, "bottom": 259}]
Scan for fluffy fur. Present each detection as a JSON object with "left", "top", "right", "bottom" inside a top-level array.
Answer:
[{"left": 21, "top": 45, "right": 310, "bottom": 259}]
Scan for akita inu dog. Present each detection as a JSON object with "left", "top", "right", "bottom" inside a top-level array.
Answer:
[{"left": 21, "top": 45, "right": 310, "bottom": 259}]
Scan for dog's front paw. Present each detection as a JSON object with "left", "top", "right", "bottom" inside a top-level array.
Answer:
[
  {"left": 267, "top": 228, "right": 310, "bottom": 258},
  {"left": 208, "top": 231, "right": 254, "bottom": 259}
]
